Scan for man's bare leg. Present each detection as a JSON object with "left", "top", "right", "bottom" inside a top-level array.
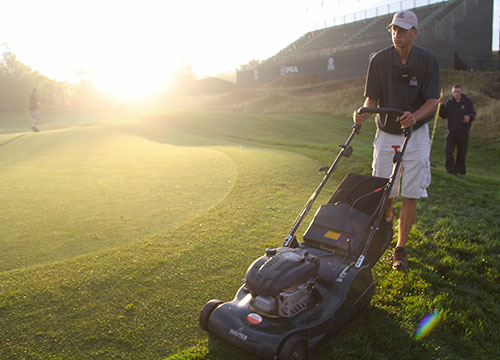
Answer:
[
  {"left": 393, "top": 197, "right": 417, "bottom": 270},
  {"left": 397, "top": 197, "right": 417, "bottom": 247}
]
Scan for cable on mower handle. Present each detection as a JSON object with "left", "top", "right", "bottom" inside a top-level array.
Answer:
[{"left": 357, "top": 107, "right": 412, "bottom": 135}]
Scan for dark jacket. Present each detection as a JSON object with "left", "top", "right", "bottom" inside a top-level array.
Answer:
[{"left": 439, "top": 94, "right": 475, "bottom": 133}]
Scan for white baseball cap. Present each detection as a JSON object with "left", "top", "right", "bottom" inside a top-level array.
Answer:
[{"left": 387, "top": 10, "right": 418, "bottom": 30}]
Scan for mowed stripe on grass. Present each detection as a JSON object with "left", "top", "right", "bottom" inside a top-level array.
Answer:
[{"left": 0, "top": 121, "right": 236, "bottom": 271}]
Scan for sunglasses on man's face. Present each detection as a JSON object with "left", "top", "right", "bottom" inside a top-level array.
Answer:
[{"left": 389, "top": 26, "right": 415, "bottom": 34}]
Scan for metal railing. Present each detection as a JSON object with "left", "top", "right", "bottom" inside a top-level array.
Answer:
[
  {"left": 267, "top": 0, "right": 454, "bottom": 65},
  {"left": 309, "top": 0, "right": 451, "bottom": 31}
]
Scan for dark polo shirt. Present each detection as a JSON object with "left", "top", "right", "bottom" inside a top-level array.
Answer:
[{"left": 364, "top": 45, "right": 440, "bottom": 134}]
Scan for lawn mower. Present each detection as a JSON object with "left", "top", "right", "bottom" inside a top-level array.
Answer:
[{"left": 200, "top": 107, "right": 411, "bottom": 359}]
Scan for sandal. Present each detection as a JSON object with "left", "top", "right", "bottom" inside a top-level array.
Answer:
[{"left": 392, "top": 246, "right": 409, "bottom": 271}]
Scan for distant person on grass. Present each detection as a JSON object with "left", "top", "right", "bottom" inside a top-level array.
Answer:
[
  {"left": 439, "top": 84, "right": 476, "bottom": 175},
  {"left": 29, "top": 88, "right": 40, "bottom": 132},
  {"left": 353, "top": 10, "right": 440, "bottom": 270}
]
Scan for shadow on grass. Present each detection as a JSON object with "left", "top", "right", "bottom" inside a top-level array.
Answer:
[
  {"left": 0, "top": 133, "right": 26, "bottom": 148},
  {"left": 201, "top": 305, "right": 438, "bottom": 360},
  {"left": 311, "top": 306, "right": 439, "bottom": 360},
  {"left": 205, "top": 336, "right": 257, "bottom": 360}
]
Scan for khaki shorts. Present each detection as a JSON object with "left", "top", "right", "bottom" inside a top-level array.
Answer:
[{"left": 372, "top": 124, "right": 431, "bottom": 199}]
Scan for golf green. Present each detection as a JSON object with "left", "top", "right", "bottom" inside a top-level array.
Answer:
[{"left": 0, "top": 120, "right": 237, "bottom": 271}]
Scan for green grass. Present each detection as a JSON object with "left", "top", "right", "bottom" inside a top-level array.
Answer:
[
  {"left": 0, "top": 115, "right": 236, "bottom": 271},
  {"left": 160, "top": 110, "right": 500, "bottom": 359},
  {"left": 0, "top": 107, "right": 499, "bottom": 360}
]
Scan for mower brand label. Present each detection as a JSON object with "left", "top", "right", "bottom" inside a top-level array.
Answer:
[
  {"left": 325, "top": 231, "right": 341, "bottom": 240},
  {"left": 247, "top": 313, "right": 263, "bottom": 325},
  {"left": 229, "top": 328, "right": 248, "bottom": 341}
]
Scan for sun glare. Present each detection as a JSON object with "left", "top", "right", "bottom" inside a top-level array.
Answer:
[
  {"left": 92, "top": 64, "right": 173, "bottom": 101},
  {"left": 86, "top": 46, "right": 178, "bottom": 101}
]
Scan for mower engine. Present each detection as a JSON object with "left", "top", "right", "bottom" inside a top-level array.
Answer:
[{"left": 245, "top": 247, "right": 319, "bottom": 318}]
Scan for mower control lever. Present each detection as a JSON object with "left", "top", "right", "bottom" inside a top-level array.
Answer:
[
  {"left": 340, "top": 144, "right": 353, "bottom": 158},
  {"left": 319, "top": 143, "right": 352, "bottom": 174}
]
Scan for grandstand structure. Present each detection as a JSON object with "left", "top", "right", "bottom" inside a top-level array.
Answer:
[{"left": 237, "top": 0, "right": 493, "bottom": 85}]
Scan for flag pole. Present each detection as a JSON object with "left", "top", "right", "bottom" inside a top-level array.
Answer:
[{"left": 430, "top": 88, "right": 444, "bottom": 168}]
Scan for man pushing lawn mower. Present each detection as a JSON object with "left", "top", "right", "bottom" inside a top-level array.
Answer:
[
  {"left": 200, "top": 10, "right": 441, "bottom": 360},
  {"left": 353, "top": 10, "right": 440, "bottom": 270}
]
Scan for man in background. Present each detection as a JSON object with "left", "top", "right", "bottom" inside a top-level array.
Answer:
[
  {"left": 439, "top": 84, "right": 476, "bottom": 175},
  {"left": 29, "top": 88, "right": 40, "bottom": 132}
]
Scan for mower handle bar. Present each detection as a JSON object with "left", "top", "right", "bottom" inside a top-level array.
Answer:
[
  {"left": 357, "top": 107, "right": 412, "bottom": 135},
  {"left": 357, "top": 107, "right": 404, "bottom": 116},
  {"left": 283, "top": 107, "right": 412, "bottom": 248},
  {"left": 283, "top": 123, "right": 360, "bottom": 247}
]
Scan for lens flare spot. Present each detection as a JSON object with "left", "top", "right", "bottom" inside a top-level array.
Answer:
[{"left": 415, "top": 309, "right": 443, "bottom": 340}]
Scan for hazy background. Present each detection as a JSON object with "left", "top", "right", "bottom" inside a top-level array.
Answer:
[{"left": 1, "top": 0, "right": 498, "bottom": 100}]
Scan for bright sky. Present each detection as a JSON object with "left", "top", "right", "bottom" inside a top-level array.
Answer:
[{"left": 1, "top": 0, "right": 498, "bottom": 99}]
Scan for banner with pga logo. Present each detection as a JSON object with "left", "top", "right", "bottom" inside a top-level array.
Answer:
[{"left": 280, "top": 65, "right": 300, "bottom": 76}]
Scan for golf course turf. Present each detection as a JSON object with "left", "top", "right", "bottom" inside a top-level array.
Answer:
[{"left": 1, "top": 108, "right": 499, "bottom": 359}]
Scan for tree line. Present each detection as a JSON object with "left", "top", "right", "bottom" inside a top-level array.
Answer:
[
  {"left": 0, "top": 50, "right": 206, "bottom": 113},
  {"left": 0, "top": 51, "right": 77, "bottom": 113}
]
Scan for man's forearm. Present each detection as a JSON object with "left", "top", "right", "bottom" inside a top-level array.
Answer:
[
  {"left": 361, "top": 97, "right": 378, "bottom": 120},
  {"left": 364, "top": 97, "right": 378, "bottom": 108},
  {"left": 413, "top": 98, "right": 439, "bottom": 122}
]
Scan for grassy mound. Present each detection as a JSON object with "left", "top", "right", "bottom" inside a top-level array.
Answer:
[{"left": 188, "top": 69, "right": 500, "bottom": 139}]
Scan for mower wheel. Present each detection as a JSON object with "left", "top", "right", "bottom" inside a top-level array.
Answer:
[
  {"left": 278, "top": 334, "right": 308, "bottom": 360},
  {"left": 199, "top": 299, "right": 222, "bottom": 332}
]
